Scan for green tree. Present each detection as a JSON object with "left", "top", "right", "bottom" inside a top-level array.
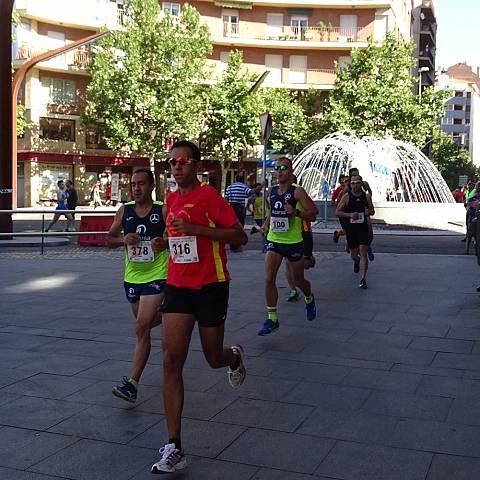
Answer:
[
  {"left": 430, "top": 130, "right": 478, "bottom": 189},
  {"left": 12, "top": 9, "right": 28, "bottom": 137},
  {"left": 323, "top": 34, "right": 448, "bottom": 147},
  {"left": 202, "top": 50, "right": 260, "bottom": 191},
  {"left": 260, "top": 88, "right": 316, "bottom": 154},
  {"left": 83, "top": 0, "right": 211, "bottom": 168}
]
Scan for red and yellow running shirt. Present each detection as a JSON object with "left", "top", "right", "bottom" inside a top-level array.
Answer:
[{"left": 166, "top": 184, "right": 239, "bottom": 289}]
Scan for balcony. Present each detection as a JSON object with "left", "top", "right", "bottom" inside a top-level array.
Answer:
[
  {"left": 14, "top": 42, "right": 91, "bottom": 73},
  {"left": 208, "top": 60, "right": 336, "bottom": 89},
  {"left": 214, "top": 23, "right": 370, "bottom": 49}
]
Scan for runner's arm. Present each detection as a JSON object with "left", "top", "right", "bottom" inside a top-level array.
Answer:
[
  {"left": 365, "top": 193, "right": 375, "bottom": 216},
  {"left": 290, "top": 187, "right": 317, "bottom": 221},
  {"left": 336, "top": 193, "right": 354, "bottom": 219},
  {"left": 169, "top": 218, "right": 247, "bottom": 246}
]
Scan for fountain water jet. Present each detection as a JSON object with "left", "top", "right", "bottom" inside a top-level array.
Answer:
[{"left": 293, "top": 132, "right": 454, "bottom": 204}]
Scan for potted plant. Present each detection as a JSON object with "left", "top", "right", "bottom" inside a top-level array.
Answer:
[{"left": 317, "top": 20, "right": 327, "bottom": 41}]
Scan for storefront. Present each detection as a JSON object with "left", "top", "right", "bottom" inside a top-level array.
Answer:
[{"left": 17, "top": 151, "right": 149, "bottom": 207}]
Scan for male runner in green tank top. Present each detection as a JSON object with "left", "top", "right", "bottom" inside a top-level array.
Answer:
[{"left": 107, "top": 169, "right": 168, "bottom": 402}]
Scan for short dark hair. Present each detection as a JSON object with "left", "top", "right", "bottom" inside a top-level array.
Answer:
[
  {"left": 276, "top": 156, "right": 292, "bottom": 167},
  {"left": 235, "top": 174, "right": 243, "bottom": 182},
  {"left": 57, "top": 179, "right": 64, "bottom": 187},
  {"left": 349, "top": 167, "right": 359, "bottom": 176},
  {"left": 339, "top": 175, "right": 345, "bottom": 182},
  {"left": 132, "top": 168, "right": 155, "bottom": 185},
  {"left": 171, "top": 140, "right": 201, "bottom": 162},
  {"left": 66, "top": 180, "right": 73, "bottom": 186}
]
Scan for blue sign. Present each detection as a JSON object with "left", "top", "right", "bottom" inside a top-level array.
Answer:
[{"left": 322, "top": 181, "right": 329, "bottom": 199}]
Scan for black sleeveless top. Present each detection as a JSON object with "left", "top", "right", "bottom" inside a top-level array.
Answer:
[
  {"left": 122, "top": 201, "right": 166, "bottom": 239},
  {"left": 345, "top": 192, "right": 368, "bottom": 225}
]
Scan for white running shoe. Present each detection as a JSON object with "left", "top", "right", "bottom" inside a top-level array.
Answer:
[
  {"left": 228, "top": 344, "right": 246, "bottom": 389},
  {"left": 151, "top": 443, "right": 186, "bottom": 474}
]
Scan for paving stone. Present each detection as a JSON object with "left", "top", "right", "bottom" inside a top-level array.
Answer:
[
  {"left": 341, "top": 368, "right": 423, "bottom": 393},
  {"left": 29, "top": 438, "right": 154, "bottom": 480},
  {"left": 0, "top": 467, "right": 60, "bottom": 480},
  {"left": 417, "top": 375, "right": 480, "bottom": 399},
  {"left": 219, "top": 428, "right": 334, "bottom": 474},
  {"left": 390, "top": 363, "right": 465, "bottom": 379},
  {"left": 251, "top": 468, "right": 327, "bottom": 479},
  {"left": 347, "top": 331, "right": 412, "bottom": 348},
  {"left": 208, "top": 374, "right": 298, "bottom": 402},
  {"left": 389, "top": 418, "right": 480, "bottom": 457},
  {"left": 316, "top": 441, "right": 432, "bottom": 480},
  {"left": 297, "top": 409, "right": 398, "bottom": 443},
  {"left": 131, "top": 455, "right": 258, "bottom": 480},
  {"left": 409, "top": 337, "right": 474, "bottom": 353},
  {"left": 447, "top": 327, "right": 480, "bottom": 341},
  {"left": 12, "top": 353, "right": 104, "bottom": 376},
  {"left": 267, "top": 360, "right": 351, "bottom": 384},
  {"left": 0, "top": 427, "right": 78, "bottom": 469},
  {"left": 0, "top": 373, "right": 92, "bottom": 399},
  {"left": 427, "top": 454, "right": 480, "bottom": 480},
  {"left": 48, "top": 405, "right": 163, "bottom": 444},
  {"left": 135, "top": 390, "right": 236, "bottom": 420},
  {"left": 447, "top": 398, "right": 480, "bottom": 426},
  {"left": 390, "top": 323, "right": 451, "bottom": 339},
  {"left": 0, "top": 325, "right": 98, "bottom": 340},
  {"left": 282, "top": 382, "right": 370, "bottom": 411},
  {"left": 0, "top": 396, "right": 88, "bottom": 430},
  {"left": 130, "top": 417, "right": 246, "bottom": 458},
  {"left": 360, "top": 391, "right": 452, "bottom": 421},
  {"left": 212, "top": 398, "right": 313, "bottom": 432}
]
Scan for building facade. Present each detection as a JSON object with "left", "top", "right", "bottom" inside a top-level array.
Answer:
[
  {"left": 13, "top": 0, "right": 415, "bottom": 206},
  {"left": 437, "top": 63, "right": 480, "bottom": 166}
]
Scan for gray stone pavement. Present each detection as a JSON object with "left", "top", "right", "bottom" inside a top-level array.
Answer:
[{"left": 1, "top": 247, "right": 480, "bottom": 479}]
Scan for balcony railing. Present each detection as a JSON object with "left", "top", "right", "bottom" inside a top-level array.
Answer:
[
  {"left": 15, "top": 42, "right": 91, "bottom": 70},
  {"left": 219, "top": 23, "right": 369, "bottom": 43}
]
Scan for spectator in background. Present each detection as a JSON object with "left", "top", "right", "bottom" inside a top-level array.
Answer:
[
  {"left": 45, "top": 179, "right": 75, "bottom": 232},
  {"left": 465, "top": 182, "right": 480, "bottom": 255},
  {"left": 65, "top": 180, "right": 77, "bottom": 218},
  {"left": 225, "top": 175, "right": 258, "bottom": 251},
  {"left": 452, "top": 187, "right": 465, "bottom": 203},
  {"left": 91, "top": 181, "right": 102, "bottom": 208},
  {"left": 462, "top": 181, "right": 477, "bottom": 242}
]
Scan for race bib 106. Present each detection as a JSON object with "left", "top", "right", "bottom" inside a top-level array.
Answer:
[
  {"left": 169, "top": 236, "right": 199, "bottom": 263},
  {"left": 127, "top": 241, "right": 154, "bottom": 262},
  {"left": 270, "top": 216, "right": 289, "bottom": 233}
]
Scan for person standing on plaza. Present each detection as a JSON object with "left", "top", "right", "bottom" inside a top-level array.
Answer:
[
  {"left": 257, "top": 157, "right": 317, "bottom": 336},
  {"left": 91, "top": 180, "right": 102, "bottom": 208},
  {"left": 225, "top": 175, "right": 257, "bottom": 251},
  {"left": 65, "top": 180, "right": 77, "bottom": 225},
  {"left": 151, "top": 141, "right": 247, "bottom": 474},
  {"left": 463, "top": 180, "right": 477, "bottom": 242},
  {"left": 465, "top": 182, "right": 480, "bottom": 255},
  {"left": 107, "top": 169, "right": 169, "bottom": 403},
  {"left": 336, "top": 173, "right": 375, "bottom": 289},
  {"left": 247, "top": 183, "right": 269, "bottom": 234},
  {"left": 45, "top": 179, "right": 75, "bottom": 232}
]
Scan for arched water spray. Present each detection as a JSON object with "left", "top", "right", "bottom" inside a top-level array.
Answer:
[{"left": 293, "top": 132, "right": 454, "bottom": 203}]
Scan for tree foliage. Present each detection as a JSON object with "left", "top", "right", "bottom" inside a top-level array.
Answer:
[
  {"left": 323, "top": 34, "right": 448, "bottom": 147},
  {"left": 259, "top": 88, "right": 320, "bottom": 154},
  {"left": 83, "top": 0, "right": 211, "bottom": 159},
  {"left": 202, "top": 50, "right": 260, "bottom": 189},
  {"left": 430, "top": 129, "right": 478, "bottom": 189}
]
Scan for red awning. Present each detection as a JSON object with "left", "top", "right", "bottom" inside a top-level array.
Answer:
[{"left": 17, "top": 151, "right": 150, "bottom": 167}]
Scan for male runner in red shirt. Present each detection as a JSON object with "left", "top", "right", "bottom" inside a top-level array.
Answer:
[{"left": 151, "top": 140, "right": 248, "bottom": 474}]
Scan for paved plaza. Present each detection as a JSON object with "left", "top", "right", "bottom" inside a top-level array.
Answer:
[{"left": 1, "top": 246, "right": 480, "bottom": 479}]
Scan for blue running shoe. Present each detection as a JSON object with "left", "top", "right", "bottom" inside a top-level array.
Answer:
[
  {"left": 287, "top": 290, "right": 299, "bottom": 302},
  {"left": 258, "top": 319, "right": 279, "bottom": 336},
  {"left": 359, "top": 278, "right": 368, "bottom": 289},
  {"left": 305, "top": 295, "right": 316, "bottom": 321},
  {"left": 112, "top": 376, "right": 137, "bottom": 403},
  {"left": 353, "top": 258, "right": 360, "bottom": 274},
  {"left": 368, "top": 247, "right": 375, "bottom": 262}
]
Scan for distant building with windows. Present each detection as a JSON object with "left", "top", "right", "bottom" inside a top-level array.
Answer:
[{"left": 437, "top": 63, "right": 480, "bottom": 166}]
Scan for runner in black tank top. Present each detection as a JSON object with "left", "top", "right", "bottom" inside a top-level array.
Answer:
[{"left": 336, "top": 174, "right": 375, "bottom": 289}]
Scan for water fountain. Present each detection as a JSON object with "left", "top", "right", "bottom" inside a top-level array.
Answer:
[
  {"left": 293, "top": 132, "right": 454, "bottom": 203},
  {"left": 293, "top": 132, "right": 462, "bottom": 230}
]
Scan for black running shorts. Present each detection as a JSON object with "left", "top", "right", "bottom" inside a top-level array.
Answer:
[
  {"left": 161, "top": 281, "right": 229, "bottom": 327},
  {"left": 265, "top": 241, "right": 304, "bottom": 262},
  {"left": 346, "top": 224, "right": 369, "bottom": 250}
]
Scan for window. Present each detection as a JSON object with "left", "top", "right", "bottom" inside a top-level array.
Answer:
[
  {"left": 162, "top": 2, "right": 180, "bottom": 17},
  {"left": 454, "top": 104, "right": 464, "bottom": 111},
  {"left": 290, "top": 16, "right": 308, "bottom": 40},
  {"left": 267, "top": 13, "right": 283, "bottom": 37},
  {"left": 443, "top": 117, "right": 453, "bottom": 125},
  {"left": 445, "top": 104, "right": 454, "bottom": 111},
  {"left": 39, "top": 118, "right": 75, "bottom": 141},
  {"left": 86, "top": 127, "right": 109, "bottom": 149},
  {"left": 337, "top": 55, "right": 352, "bottom": 70},
  {"left": 339, "top": 15, "right": 358, "bottom": 41},
  {"left": 223, "top": 10, "right": 239, "bottom": 37},
  {"left": 265, "top": 54, "right": 283, "bottom": 83},
  {"left": 41, "top": 77, "right": 76, "bottom": 105},
  {"left": 455, "top": 91, "right": 464, "bottom": 97},
  {"left": 288, "top": 55, "right": 307, "bottom": 83},
  {"left": 453, "top": 118, "right": 463, "bottom": 125}
]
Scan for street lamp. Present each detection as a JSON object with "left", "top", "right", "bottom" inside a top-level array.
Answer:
[{"left": 418, "top": 66, "right": 430, "bottom": 99}]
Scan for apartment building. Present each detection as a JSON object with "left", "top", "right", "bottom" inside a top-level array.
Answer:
[
  {"left": 191, "top": 0, "right": 413, "bottom": 90},
  {"left": 13, "top": 0, "right": 414, "bottom": 206},
  {"left": 411, "top": 0, "right": 436, "bottom": 92},
  {"left": 437, "top": 63, "right": 480, "bottom": 166},
  {"left": 12, "top": 0, "right": 148, "bottom": 207}
]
